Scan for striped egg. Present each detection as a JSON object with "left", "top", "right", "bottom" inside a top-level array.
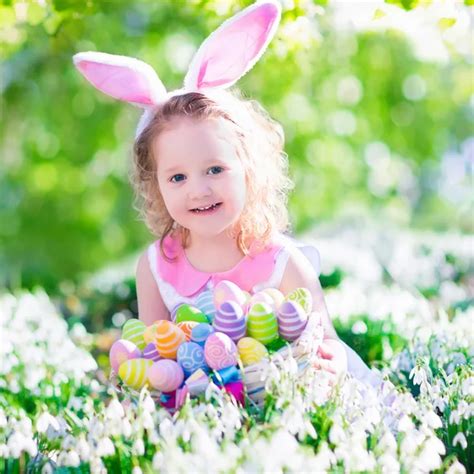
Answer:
[
  {"left": 213, "top": 301, "right": 246, "bottom": 342},
  {"left": 148, "top": 359, "right": 184, "bottom": 392},
  {"left": 122, "top": 319, "right": 147, "bottom": 350},
  {"left": 213, "top": 280, "right": 246, "bottom": 310},
  {"left": 155, "top": 321, "right": 186, "bottom": 359},
  {"left": 177, "top": 321, "right": 199, "bottom": 341},
  {"left": 175, "top": 304, "right": 209, "bottom": 324},
  {"left": 118, "top": 358, "right": 153, "bottom": 390},
  {"left": 143, "top": 323, "right": 159, "bottom": 345},
  {"left": 191, "top": 323, "right": 215, "bottom": 347},
  {"left": 142, "top": 342, "right": 161, "bottom": 362},
  {"left": 177, "top": 342, "right": 208, "bottom": 377},
  {"left": 277, "top": 301, "right": 308, "bottom": 341},
  {"left": 237, "top": 337, "right": 268, "bottom": 366},
  {"left": 261, "top": 288, "right": 285, "bottom": 308},
  {"left": 285, "top": 287, "right": 312, "bottom": 313},
  {"left": 109, "top": 339, "right": 141, "bottom": 373},
  {"left": 204, "top": 332, "right": 238, "bottom": 370},
  {"left": 196, "top": 290, "right": 217, "bottom": 322},
  {"left": 247, "top": 302, "right": 278, "bottom": 345}
]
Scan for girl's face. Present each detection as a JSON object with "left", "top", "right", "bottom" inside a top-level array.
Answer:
[{"left": 154, "top": 117, "right": 247, "bottom": 240}]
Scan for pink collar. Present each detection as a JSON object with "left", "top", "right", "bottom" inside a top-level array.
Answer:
[{"left": 155, "top": 233, "right": 284, "bottom": 296}]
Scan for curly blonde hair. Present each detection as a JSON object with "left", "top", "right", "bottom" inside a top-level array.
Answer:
[{"left": 130, "top": 88, "right": 294, "bottom": 258}]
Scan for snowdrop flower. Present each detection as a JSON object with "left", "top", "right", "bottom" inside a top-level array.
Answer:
[
  {"left": 452, "top": 432, "right": 468, "bottom": 450},
  {"left": 95, "top": 437, "right": 115, "bottom": 457}
]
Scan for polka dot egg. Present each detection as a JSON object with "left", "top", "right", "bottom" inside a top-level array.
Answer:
[
  {"left": 213, "top": 301, "right": 246, "bottom": 342},
  {"left": 247, "top": 302, "right": 278, "bottom": 345},
  {"left": 204, "top": 332, "right": 238, "bottom": 370},
  {"left": 196, "top": 290, "right": 217, "bottom": 322},
  {"left": 109, "top": 339, "right": 141, "bottom": 373},
  {"left": 155, "top": 321, "right": 186, "bottom": 359},
  {"left": 118, "top": 358, "right": 153, "bottom": 390},
  {"left": 122, "top": 319, "right": 147, "bottom": 350},
  {"left": 277, "top": 300, "right": 308, "bottom": 341},
  {"left": 148, "top": 359, "right": 184, "bottom": 392},
  {"left": 285, "top": 287, "right": 312, "bottom": 314},
  {"left": 177, "top": 342, "right": 208, "bottom": 377},
  {"left": 237, "top": 337, "right": 268, "bottom": 366}
]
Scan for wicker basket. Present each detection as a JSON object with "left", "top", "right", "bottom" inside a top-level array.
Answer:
[{"left": 110, "top": 314, "right": 324, "bottom": 411}]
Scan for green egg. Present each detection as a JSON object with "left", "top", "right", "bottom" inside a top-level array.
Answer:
[
  {"left": 122, "top": 319, "right": 147, "bottom": 350},
  {"left": 285, "top": 287, "right": 312, "bottom": 313},
  {"left": 175, "top": 304, "right": 209, "bottom": 324},
  {"left": 247, "top": 302, "right": 278, "bottom": 345}
]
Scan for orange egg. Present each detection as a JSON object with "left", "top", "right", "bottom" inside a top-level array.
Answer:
[
  {"left": 155, "top": 321, "right": 186, "bottom": 359},
  {"left": 177, "top": 321, "right": 199, "bottom": 341}
]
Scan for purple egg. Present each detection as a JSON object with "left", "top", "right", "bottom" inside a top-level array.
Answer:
[
  {"left": 213, "top": 301, "right": 246, "bottom": 342},
  {"left": 142, "top": 342, "right": 161, "bottom": 362},
  {"left": 277, "top": 301, "right": 308, "bottom": 341}
]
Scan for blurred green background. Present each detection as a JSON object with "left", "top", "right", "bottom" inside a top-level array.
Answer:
[{"left": 1, "top": 0, "right": 472, "bottom": 294}]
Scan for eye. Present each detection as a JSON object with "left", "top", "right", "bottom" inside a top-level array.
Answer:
[
  {"left": 170, "top": 174, "right": 186, "bottom": 183},
  {"left": 208, "top": 166, "right": 224, "bottom": 175}
]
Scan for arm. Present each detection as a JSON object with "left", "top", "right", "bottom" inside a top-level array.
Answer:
[
  {"left": 279, "top": 247, "right": 347, "bottom": 378},
  {"left": 136, "top": 250, "right": 170, "bottom": 325}
]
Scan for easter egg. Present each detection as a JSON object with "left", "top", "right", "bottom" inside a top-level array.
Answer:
[
  {"left": 148, "top": 359, "right": 184, "bottom": 392},
  {"left": 143, "top": 323, "right": 158, "bottom": 345},
  {"left": 213, "top": 301, "right": 246, "bottom": 342},
  {"left": 175, "top": 304, "right": 209, "bottom": 324},
  {"left": 118, "top": 358, "right": 153, "bottom": 390},
  {"left": 285, "top": 287, "right": 312, "bottom": 313},
  {"left": 213, "top": 280, "right": 246, "bottom": 310},
  {"left": 122, "top": 319, "right": 147, "bottom": 350},
  {"left": 177, "top": 342, "right": 208, "bottom": 377},
  {"left": 204, "top": 332, "right": 238, "bottom": 370},
  {"left": 155, "top": 320, "right": 186, "bottom": 359},
  {"left": 142, "top": 342, "right": 161, "bottom": 362},
  {"left": 248, "top": 291, "right": 274, "bottom": 308},
  {"left": 277, "top": 301, "right": 308, "bottom": 341},
  {"left": 237, "top": 337, "right": 268, "bottom": 366},
  {"left": 191, "top": 323, "right": 215, "bottom": 347},
  {"left": 177, "top": 321, "right": 199, "bottom": 341},
  {"left": 109, "top": 339, "right": 141, "bottom": 373},
  {"left": 247, "top": 302, "right": 278, "bottom": 345},
  {"left": 196, "top": 290, "right": 217, "bottom": 322},
  {"left": 185, "top": 368, "right": 209, "bottom": 396},
  {"left": 261, "top": 288, "right": 285, "bottom": 308}
]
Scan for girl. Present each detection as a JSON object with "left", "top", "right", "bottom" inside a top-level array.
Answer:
[{"left": 73, "top": 1, "right": 377, "bottom": 386}]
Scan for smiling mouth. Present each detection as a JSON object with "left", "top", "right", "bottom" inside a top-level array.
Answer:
[{"left": 190, "top": 202, "right": 222, "bottom": 213}]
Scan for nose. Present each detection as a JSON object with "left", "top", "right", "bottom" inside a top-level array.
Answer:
[{"left": 187, "top": 176, "right": 212, "bottom": 202}]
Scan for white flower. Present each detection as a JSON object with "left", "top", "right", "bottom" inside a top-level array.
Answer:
[
  {"left": 95, "top": 437, "right": 115, "bottom": 457},
  {"left": 105, "top": 399, "right": 124, "bottom": 420},
  {"left": 446, "top": 459, "right": 467, "bottom": 474},
  {"left": 452, "top": 432, "right": 468, "bottom": 450}
]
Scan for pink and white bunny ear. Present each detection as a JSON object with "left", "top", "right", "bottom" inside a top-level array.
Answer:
[
  {"left": 73, "top": 52, "right": 167, "bottom": 106},
  {"left": 184, "top": 0, "right": 281, "bottom": 92}
]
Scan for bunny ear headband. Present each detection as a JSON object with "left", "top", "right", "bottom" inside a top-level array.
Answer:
[{"left": 73, "top": 0, "right": 281, "bottom": 139}]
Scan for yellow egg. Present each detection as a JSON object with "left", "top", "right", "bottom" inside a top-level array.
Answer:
[
  {"left": 284, "top": 287, "right": 312, "bottom": 313},
  {"left": 237, "top": 337, "right": 268, "bottom": 366},
  {"left": 118, "top": 358, "right": 153, "bottom": 390}
]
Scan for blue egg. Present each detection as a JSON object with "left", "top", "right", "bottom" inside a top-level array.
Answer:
[
  {"left": 177, "top": 342, "right": 208, "bottom": 377},
  {"left": 191, "top": 323, "right": 215, "bottom": 347},
  {"left": 196, "top": 290, "right": 216, "bottom": 322}
]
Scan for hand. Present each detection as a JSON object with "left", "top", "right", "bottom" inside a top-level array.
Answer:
[{"left": 312, "top": 338, "right": 348, "bottom": 386}]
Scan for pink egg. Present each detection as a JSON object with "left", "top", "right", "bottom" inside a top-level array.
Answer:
[
  {"left": 213, "top": 301, "right": 246, "bottom": 342},
  {"left": 277, "top": 301, "right": 308, "bottom": 341},
  {"left": 142, "top": 342, "right": 161, "bottom": 362},
  {"left": 213, "top": 280, "right": 246, "bottom": 310},
  {"left": 204, "top": 332, "right": 238, "bottom": 370},
  {"left": 148, "top": 359, "right": 184, "bottom": 392},
  {"left": 109, "top": 339, "right": 141, "bottom": 373}
]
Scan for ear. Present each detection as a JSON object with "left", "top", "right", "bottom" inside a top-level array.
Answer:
[
  {"left": 73, "top": 51, "right": 167, "bottom": 106},
  {"left": 184, "top": 0, "right": 281, "bottom": 91}
]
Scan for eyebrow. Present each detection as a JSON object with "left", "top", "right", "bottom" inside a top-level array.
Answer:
[{"left": 162, "top": 159, "right": 227, "bottom": 175}]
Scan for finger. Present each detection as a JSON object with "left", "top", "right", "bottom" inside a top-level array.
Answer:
[
  {"left": 312, "top": 358, "right": 337, "bottom": 374},
  {"left": 317, "top": 344, "right": 334, "bottom": 360}
]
